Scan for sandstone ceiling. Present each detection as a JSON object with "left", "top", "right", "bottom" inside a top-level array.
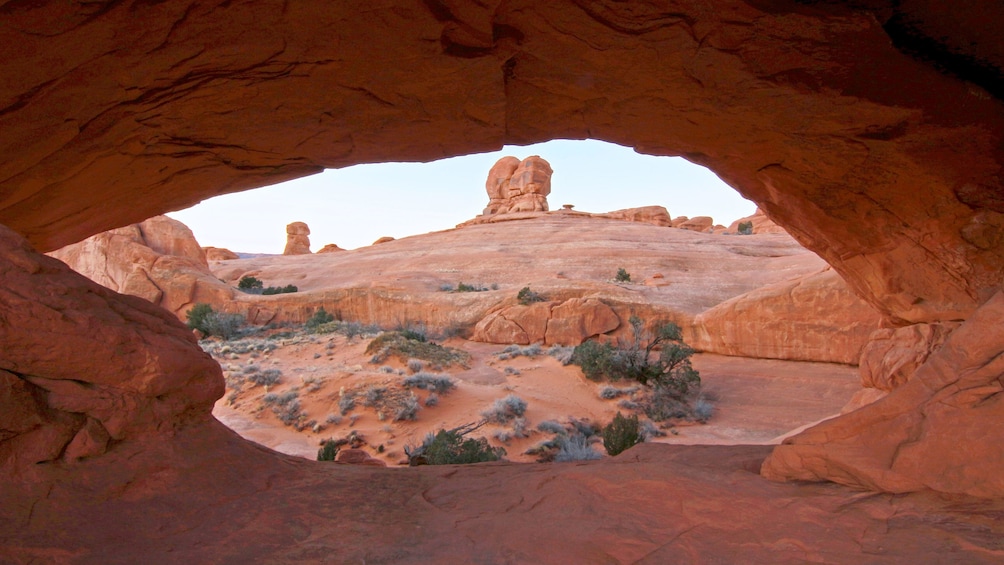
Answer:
[{"left": 2, "top": 0, "right": 1003, "bottom": 325}]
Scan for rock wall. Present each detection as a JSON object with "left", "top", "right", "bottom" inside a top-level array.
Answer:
[{"left": 689, "top": 269, "right": 882, "bottom": 365}]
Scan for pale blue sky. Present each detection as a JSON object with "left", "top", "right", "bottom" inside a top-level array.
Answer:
[{"left": 168, "top": 139, "right": 756, "bottom": 254}]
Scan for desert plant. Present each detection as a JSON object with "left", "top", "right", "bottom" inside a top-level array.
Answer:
[
  {"left": 397, "top": 322, "right": 428, "bottom": 343},
  {"left": 481, "top": 394, "right": 527, "bottom": 424},
  {"left": 317, "top": 440, "right": 339, "bottom": 462},
  {"left": 405, "top": 422, "right": 505, "bottom": 466},
  {"left": 569, "top": 340, "right": 616, "bottom": 381},
  {"left": 394, "top": 394, "right": 421, "bottom": 421},
  {"left": 554, "top": 434, "right": 602, "bottom": 462},
  {"left": 248, "top": 367, "right": 281, "bottom": 387},
  {"left": 693, "top": 398, "right": 714, "bottom": 422},
  {"left": 402, "top": 373, "right": 455, "bottom": 394},
  {"left": 615, "top": 268, "right": 631, "bottom": 282},
  {"left": 262, "top": 284, "right": 298, "bottom": 295},
  {"left": 517, "top": 286, "right": 545, "bottom": 305},
  {"left": 366, "top": 332, "right": 470, "bottom": 367},
  {"left": 424, "top": 393, "right": 439, "bottom": 407},
  {"left": 547, "top": 345, "right": 575, "bottom": 365},
  {"left": 407, "top": 359, "right": 424, "bottom": 373},
  {"left": 306, "top": 307, "right": 335, "bottom": 330},
  {"left": 536, "top": 420, "right": 566, "bottom": 435},
  {"left": 455, "top": 282, "right": 489, "bottom": 292},
  {"left": 237, "top": 275, "right": 264, "bottom": 291},
  {"left": 202, "top": 311, "right": 245, "bottom": 340},
  {"left": 186, "top": 303, "right": 215, "bottom": 335},
  {"left": 602, "top": 412, "right": 642, "bottom": 456},
  {"left": 737, "top": 221, "right": 754, "bottom": 235}
]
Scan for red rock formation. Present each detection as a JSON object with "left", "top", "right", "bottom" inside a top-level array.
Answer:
[
  {"left": 372, "top": 236, "right": 395, "bottom": 245},
  {"left": 48, "top": 216, "right": 234, "bottom": 317},
  {"left": 598, "top": 206, "right": 672, "bottom": 227},
  {"left": 728, "top": 208, "right": 788, "bottom": 235},
  {"left": 482, "top": 155, "right": 552, "bottom": 215},
  {"left": 283, "top": 222, "right": 311, "bottom": 255},
  {"left": 762, "top": 287, "right": 1004, "bottom": 497},
  {"left": 677, "top": 216, "right": 714, "bottom": 233},
  {"left": 316, "top": 243, "right": 345, "bottom": 253},
  {"left": 0, "top": 224, "right": 222, "bottom": 479},
  {"left": 472, "top": 297, "right": 620, "bottom": 346},
  {"left": 858, "top": 322, "right": 961, "bottom": 391},
  {"left": 204, "top": 246, "right": 239, "bottom": 261},
  {"left": 689, "top": 269, "right": 882, "bottom": 365}
]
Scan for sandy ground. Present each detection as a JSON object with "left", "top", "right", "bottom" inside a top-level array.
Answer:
[{"left": 210, "top": 330, "right": 861, "bottom": 464}]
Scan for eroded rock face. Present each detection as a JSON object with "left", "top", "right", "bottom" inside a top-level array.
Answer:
[
  {"left": 762, "top": 288, "right": 1004, "bottom": 497},
  {"left": 597, "top": 206, "right": 672, "bottom": 227},
  {"left": 204, "top": 246, "right": 239, "bottom": 261},
  {"left": 49, "top": 216, "right": 234, "bottom": 317},
  {"left": 483, "top": 155, "right": 552, "bottom": 215},
  {"left": 676, "top": 216, "right": 715, "bottom": 233},
  {"left": 0, "top": 224, "right": 223, "bottom": 479},
  {"left": 472, "top": 298, "right": 620, "bottom": 346},
  {"left": 689, "top": 269, "right": 882, "bottom": 365},
  {"left": 858, "top": 322, "right": 961, "bottom": 392},
  {"left": 283, "top": 222, "right": 311, "bottom": 255}
]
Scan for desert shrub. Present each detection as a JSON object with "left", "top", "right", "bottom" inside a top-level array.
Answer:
[
  {"left": 693, "top": 398, "right": 714, "bottom": 422},
  {"left": 455, "top": 282, "right": 489, "bottom": 292},
  {"left": 547, "top": 345, "right": 575, "bottom": 365},
  {"left": 317, "top": 440, "right": 339, "bottom": 462},
  {"left": 642, "top": 386, "right": 691, "bottom": 421},
  {"left": 424, "top": 393, "right": 439, "bottom": 407},
  {"left": 379, "top": 365, "right": 395, "bottom": 374},
  {"left": 554, "top": 434, "right": 602, "bottom": 462},
  {"left": 338, "top": 392, "right": 357, "bottom": 415},
  {"left": 407, "top": 359, "right": 424, "bottom": 373},
  {"left": 186, "top": 303, "right": 215, "bottom": 334},
  {"left": 517, "top": 286, "right": 545, "bottom": 305},
  {"left": 397, "top": 323, "right": 428, "bottom": 343},
  {"left": 394, "top": 394, "right": 421, "bottom": 421},
  {"left": 439, "top": 283, "right": 455, "bottom": 292},
  {"left": 237, "top": 276, "right": 263, "bottom": 291},
  {"left": 204, "top": 311, "right": 245, "bottom": 340},
  {"left": 504, "top": 366, "right": 520, "bottom": 376},
  {"left": 402, "top": 373, "right": 455, "bottom": 394},
  {"left": 568, "top": 418, "right": 600, "bottom": 438},
  {"left": 481, "top": 394, "right": 527, "bottom": 424},
  {"left": 306, "top": 308, "right": 335, "bottom": 330},
  {"left": 262, "top": 284, "right": 298, "bottom": 295},
  {"left": 598, "top": 385, "right": 638, "bottom": 400},
  {"left": 366, "top": 332, "right": 471, "bottom": 368},
  {"left": 405, "top": 422, "right": 505, "bottom": 466},
  {"left": 737, "top": 221, "right": 754, "bottom": 235},
  {"left": 536, "top": 420, "right": 566, "bottom": 435},
  {"left": 639, "top": 420, "right": 665, "bottom": 440},
  {"left": 263, "top": 390, "right": 303, "bottom": 427},
  {"left": 497, "top": 343, "right": 542, "bottom": 360},
  {"left": 602, "top": 412, "right": 642, "bottom": 456},
  {"left": 615, "top": 268, "right": 631, "bottom": 282},
  {"left": 570, "top": 340, "right": 616, "bottom": 381},
  {"left": 248, "top": 367, "right": 281, "bottom": 387}
]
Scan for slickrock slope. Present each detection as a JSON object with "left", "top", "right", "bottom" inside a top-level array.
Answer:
[{"left": 48, "top": 215, "right": 234, "bottom": 317}]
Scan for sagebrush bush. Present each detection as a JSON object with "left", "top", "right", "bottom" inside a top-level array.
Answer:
[
  {"left": 554, "top": 434, "right": 602, "bottom": 462},
  {"left": 248, "top": 368, "right": 281, "bottom": 387},
  {"left": 693, "top": 398, "right": 714, "bottom": 422},
  {"left": 481, "top": 394, "right": 527, "bottom": 424},
  {"left": 536, "top": 420, "right": 566, "bottom": 435},
  {"left": 517, "top": 286, "right": 545, "bottom": 305},
  {"left": 407, "top": 359, "right": 424, "bottom": 373},
  {"left": 402, "top": 373, "right": 455, "bottom": 394},
  {"left": 602, "top": 412, "right": 642, "bottom": 456}
]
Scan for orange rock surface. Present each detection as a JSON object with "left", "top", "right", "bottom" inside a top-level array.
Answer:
[
  {"left": 728, "top": 208, "right": 788, "bottom": 235},
  {"left": 482, "top": 155, "right": 552, "bottom": 215},
  {"left": 596, "top": 205, "right": 673, "bottom": 227},
  {"left": 315, "top": 243, "right": 345, "bottom": 253},
  {"left": 203, "top": 246, "right": 239, "bottom": 261},
  {"left": 48, "top": 215, "right": 234, "bottom": 317}
]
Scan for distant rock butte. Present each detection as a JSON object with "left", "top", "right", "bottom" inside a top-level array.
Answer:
[
  {"left": 283, "top": 222, "right": 311, "bottom": 255},
  {"left": 203, "top": 246, "right": 239, "bottom": 261},
  {"left": 483, "top": 155, "right": 552, "bottom": 215},
  {"left": 316, "top": 243, "right": 345, "bottom": 253}
]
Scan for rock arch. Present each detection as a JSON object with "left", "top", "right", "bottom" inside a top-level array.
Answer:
[{"left": 2, "top": 1, "right": 1004, "bottom": 558}]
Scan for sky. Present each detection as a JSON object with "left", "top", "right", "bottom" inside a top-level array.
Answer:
[{"left": 167, "top": 139, "right": 756, "bottom": 254}]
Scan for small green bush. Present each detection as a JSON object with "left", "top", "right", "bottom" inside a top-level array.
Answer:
[
  {"left": 602, "top": 412, "right": 642, "bottom": 456},
  {"left": 481, "top": 394, "right": 527, "bottom": 424},
  {"left": 569, "top": 340, "right": 616, "bottom": 381},
  {"left": 317, "top": 440, "right": 339, "bottom": 462},
  {"left": 186, "top": 303, "right": 245, "bottom": 339},
  {"left": 238, "top": 276, "right": 263, "bottom": 290},
  {"left": 262, "top": 284, "right": 298, "bottom": 295},
  {"left": 306, "top": 308, "right": 335, "bottom": 330},
  {"left": 517, "top": 286, "right": 545, "bottom": 305},
  {"left": 186, "top": 303, "right": 214, "bottom": 334},
  {"left": 402, "top": 373, "right": 455, "bottom": 394},
  {"left": 406, "top": 423, "right": 505, "bottom": 465},
  {"left": 737, "top": 221, "right": 754, "bottom": 235},
  {"left": 554, "top": 434, "right": 602, "bottom": 462},
  {"left": 615, "top": 268, "right": 631, "bottom": 282}
]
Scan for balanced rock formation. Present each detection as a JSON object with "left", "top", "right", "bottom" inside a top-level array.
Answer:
[
  {"left": 283, "top": 222, "right": 311, "bottom": 255},
  {"left": 689, "top": 268, "right": 882, "bottom": 365},
  {"left": 598, "top": 206, "right": 672, "bottom": 227},
  {"left": 203, "top": 246, "right": 239, "bottom": 261},
  {"left": 728, "top": 208, "right": 787, "bottom": 235},
  {"left": 482, "top": 156, "right": 552, "bottom": 215},
  {"left": 48, "top": 216, "right": 233, "bottom": 317},
  {"left": 472, "top": 297, "right": 620, "bottom": 346}
]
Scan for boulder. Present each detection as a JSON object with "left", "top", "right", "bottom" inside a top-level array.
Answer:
[
  {"left": 48, "top": 216, "right": 233, "bottom": 317},
  {"left": 204, "top": 246, "right": 239, "bottom": 261},
  {"left": 372, "top": 236, "right": 395, "bottom": 245},
  {"left": 316, "top": 243, "right": 346, "bottom": 253},
  {"left": 677, "top": 216, "right": 714, "bottom": 233},
  {"left": 472, "top": 298, "right": 620, "bottom": 346},
  {"left": 283, "top": 222, "right": 311, "bottom": 255}
]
